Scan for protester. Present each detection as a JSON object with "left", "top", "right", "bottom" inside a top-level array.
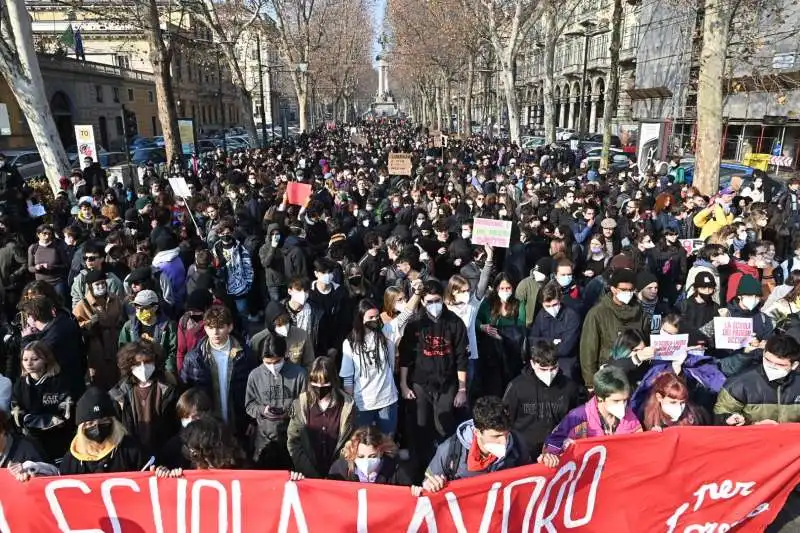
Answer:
[
  {"left": 328, "top": 426, "right": 414, "bottom": 486},
  {"left": 118, "top": 289, "right": 178, "bottom": 374},
  {"left": 641, "top": 372, "right": 711, "bottom": 430}
]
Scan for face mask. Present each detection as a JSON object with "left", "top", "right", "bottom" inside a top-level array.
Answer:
[
  {"left": 416, "top": 219, "right": 425, "bottom": 227},
  {"left": 604, "top": 401, "right": 627, "bottom": 420},
  {"left": 461, "top": 230, "right": 472, "bottom": 239},
  {"left": 482, "top": 442, "right": 506, "bottom": 459},
  {"left": 92, "top": 283, "right": 107, "bottom": 296},
  {"left": 616, "top": 291, "right": 634, "bottom": 305},
  {"left": 364, "top": 319, "right": 381, "bottom": 331},
  {"left": 221, "top": 235, "right": 235, "bottom": 247},
  {"left": 394, "top": 301, "right": 407, "bottom": 313},
  {"left": 320, "top": 273, "right": 334, "bottom": 285},
  {"left": 181, "top": 418, "right": 193, "bottom": 428},
  {"left": 716, "top": 254, "right": 730, "bottom": 265},
  {"left": 454, "top": 292, "right": 470, "bottom": 305},
  {"left": 533, "top": 271, "right": 546, "bottom": 282},
  {"left": 85, "top": 421, "right": 113, "bottom": 443},
  {"left": 274, "top": 325, "right": 289, "bottom": 337},
  {"left": 590, "top": 246, "right": 604, "bottom": 255},
  {"left": 556, "top": 275, "right": 572, "bottom": 288},
  {"left": 741, "top": 296, "right": 759, "bottom": 311},
  {"left": 534, "top": 367, "right": 559, "bottom": 386},
  {"left": 764, "top": 361, "right": 791, "bottom": 381},
  {"left": 131, "top": 362, "right": 155, "bottom": 383},
  {"left": 354, "top": 457, "right": 382, "bottom": 478},
  {"left": 291, "top": 291, "right": 308, "bottom": 306},
  {"left": 362, "top": 219, "right": 371, "bottom": 228},
  {"left": 498, "top": 290, "right": 512, "bottom": 302},
  {"left": 545, "top": 305, "right": 560, "bottom": 318},
  {"left": 136, "top": 308, "right": 157, "bottom": 324},
  {"left": 426, "top": 302, "right": 443, "bottom": 318},
  {"left": 271, "top": 235, "right": 280, "bottom": 246},
  {"left": 265, "top": 361, "right": 284, "bottom": 375},
  {"left": 661, "top": 401, "right": 685, "bottom": 422},
  {"left": 314, "top": 385, "right": 332, "bottom": 398}
]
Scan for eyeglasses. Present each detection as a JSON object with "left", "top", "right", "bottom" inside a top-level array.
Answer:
[{"left": 84, "top": 255, "right": 100, "bottom": 261}]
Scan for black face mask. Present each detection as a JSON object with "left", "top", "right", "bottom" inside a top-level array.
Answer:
[
  {"left": 221, "top": 235, "right": 235, "bottom": 247},
  {"left": 315, "top": 385, "right": 332, "bottom": 398},
  {"left": 85, "top": 421, "right": 113, "bottom": 442},
  {"left": 349, "top": 276, "right": 363, "bottom": 286},
  {"left": 364, "top": 319, "right": 381, "bottom": 331}
]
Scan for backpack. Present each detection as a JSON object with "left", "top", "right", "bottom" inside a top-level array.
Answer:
[{"left": 442, "top": 437, "right": 464, "bottom": 481}]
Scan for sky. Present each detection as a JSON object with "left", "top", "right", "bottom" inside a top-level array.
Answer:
[{"left": 372, "top": 0, "right": 386, "bottom": 65}]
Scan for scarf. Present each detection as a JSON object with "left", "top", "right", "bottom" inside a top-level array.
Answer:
[{"left": 467, "top": 434, "right": 497, "bottom": 472}]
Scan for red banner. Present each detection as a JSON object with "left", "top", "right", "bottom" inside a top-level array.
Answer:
[{"left": 2, "top": 425, "right": 800, "bottom": 532}]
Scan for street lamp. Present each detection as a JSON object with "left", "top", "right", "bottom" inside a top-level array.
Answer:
[
  {"left": 566, "top": 20, "right": 597, "bottom": 137},
  {"left": 297, "top": 62, "right": 309, "bottom": 131}
]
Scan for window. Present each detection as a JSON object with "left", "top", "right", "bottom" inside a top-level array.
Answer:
[
  {"left": 115, "top": 116, "right": 124, "bottom": 135},
  {"left": 589, "top": 33, "right": 610, "bottom": 61},
  {"left": 151, "top": 116, "right": 157, "bottom": 135},
  {"left": 95, "top": 85, "right": 104, "bottom": 103},
  {"left": 127, "top": 88, "right": 134, "bottom": 102},
  {"left": 147, "top": 90, "right": 154, "bottom": 103},
  {"left": 115, "top": 55, "right": 131, "bottom": 69},
  {"left": 112, "top": 87, "right": 120, "bottom": 103}
]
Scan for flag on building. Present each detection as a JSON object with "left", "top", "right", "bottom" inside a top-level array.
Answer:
[
  {"left": 75, "top": 29, "right": 85, "bottom": 60},
  {"left": 59, "top": 24, "right": 75, "bottom": 49}
]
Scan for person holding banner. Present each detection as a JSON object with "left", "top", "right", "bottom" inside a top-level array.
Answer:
[{"left": 327, "top": 426, "right": 414, "bottom": 487}]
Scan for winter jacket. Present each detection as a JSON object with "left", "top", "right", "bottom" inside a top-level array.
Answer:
[
  {"left": 328, "top": 455, "right": 415, "bottom": 485},
  {"left": 0, "top": 433, "right": 46, "bottom": 468},
  {"left": 21, "top": 311, "right": 86, "bottom": 399},
  {"left": 515, "top": 272, "right": 542, "bottom": 327},
  {"left": 0, "top": 239, "right": 27, "bottom": 293},
  {"left": 726, "top": 261, "right": 761, "bottom": 304},
  {"left": 287, "top": 391, "right": 355, "bottom": 478},
  {"left": 109, "top": 378, "right": 178, "bottom": 456},
  {"left": 425, "top": 419, "right": 530, "bottom": 481},
  {"left": 180, "top": 337, "right": 258, "bottom": 437},
  {"left": 70, "top": 268, "right": 125, "bottom": 308},
  {"left": 285, "top": 301, "right": 325, "bottom": 358},
  {"left": 118, "top": 315, "right": 178, "bottom": 374},
  {"left": 11, "top": 373, "right": 74, "bottom": 462},
  {"left": 259, "top": 224, "right": 288, "bottom": 289},
  {"left": 528, "top": 305, "right": 582, "bottom": 361},
  {"left": 73, "top": 291, "right": 124, "bottom": 390},
  {"left": 152, "top": 248, "right": 187, "bottom": 312},
  {"left": 59, "top": 427, "right": 148, "bottom": 475},
  {"left": 544, "top": 395, "right": 643, "bottom": 454},
  {"left": 693, "top": 204, "right": 733, "bottom": 240},
  {"left": 399, "top": 309, "right": 468, "bottom": 392},
  {"left": 579, "top": 294, "right": 646, "bottom": 385},
  {"left": 630, "top": 356, "right": 726, "bottom": 417},
  {"left": 244, "top": 362, "right": 308, "bottom": 460},
  {"left": 714, "top": 364, "right": 800, "bottom": 424},
  {"left": 176, "top": 312, "right": 206, "bottom": 375},
  {"left": 212, "top": 241, "right": 254, "bottom": 297},
  {"left": 503, "top": 368, "right": 584, "bottom": 454},
  {"left": 685, "top": 261, "right": 722, "bottom": 305},
  {"left": 282, "top": 236, "right": 310, "bottom": 280}
]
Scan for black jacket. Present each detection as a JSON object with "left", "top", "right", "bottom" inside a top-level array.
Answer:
[
  {"left": 503, "top": 368, "right": 584, "bottom": 454},
  {"left": 327, "top": 455, "right": 415, "bottom": 485},
  {"left": 399, "top": 309, "right": 468, "bottom": 392},
  {"left": 59, "top": 434, "right": 148, "bottom": 475},
  {"left": 0, "top": 433, "right": 45, "bottom": 468},
  {"left": 109, "top": 378, "right": 179, "bottom": 457},
  {"left": 21, "top": 311, "right": 85, "bottom": 398},
  {"left": 11, "top": 373, "right": 74, "bottom": 462},
  {"left": 528, "top": 305, "right": 582, "bottom": 360}
]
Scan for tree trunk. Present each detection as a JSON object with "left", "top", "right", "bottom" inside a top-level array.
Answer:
[
  {"left": 500, "top": 60, "right": 521, "bottom": 143},
  {"left": 601, "top": 0, "right": 623, "bottom": 170},
  {"left": 443, "top": 79, "right": 453, "bottom": 133},
  {"left": 464, "top": 54, "right": 475, "bottom": 136},
  {"left": 1, "top": 0, "right": 70, "bottom": 194},
  {"left": 435, "top": 86, "right": 443, "bottom": 130},
  {"left": 695, "top": 0, "right": 728, "bottom": 195},
  {"left": 543, "top": 7, "right": 557, "bottom": 145},
  {"left": 144, "top": 0, "right": 179, "bottom": 162},
  {"left": 220, "top": 43, "right": 258, "bottom": 145}
]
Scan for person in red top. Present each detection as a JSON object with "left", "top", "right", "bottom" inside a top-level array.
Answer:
[
  {"left": 726, "top": 243, "right": 764, "bottom": 303},
  {"left": 176, "top": 290, "right": 212, "bottom": 374}
]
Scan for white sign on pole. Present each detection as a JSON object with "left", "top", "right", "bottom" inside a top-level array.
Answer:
[
  {"left": 74, "top": 125, "right": 97, "bottom": 169},
  {"left": 168, "top": 177, "right": 192, "bottom": 198}
]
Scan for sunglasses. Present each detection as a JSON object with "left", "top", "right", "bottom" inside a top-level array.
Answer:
[{"left": 84, "top": 255, "right": 101, "bottom": 261}]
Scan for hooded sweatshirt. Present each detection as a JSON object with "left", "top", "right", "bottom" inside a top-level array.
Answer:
[
  {"left": 152, "top": 247, "right": 186, "bottom": 310},
  {"left": 579, "top": 294, "right": 645, "bottom": 385},
  {"left": 399, "top": 309, "right": 468, "bottom": 392}
]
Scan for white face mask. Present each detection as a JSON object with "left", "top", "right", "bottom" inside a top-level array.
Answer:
[
  {"left": 92, "top": 283, "right": 107, "bottom": 296},
  {"left": 394, "top": 301, "right": 407, "bottom": 314},
  {"left": 498, "top": 290, "right": 512, "bottom": 302},
  {"left": 533, "top": 271, "right": 547, "bottom": 282},
  {"left": 716, "top": 254, "right": 730, "bottom": 266},
  {"left": 482, "top": 441, "right": 507, "bottom": 459},
  {"left": 426, "top": 302, "right": 443, "bottom": 318},
  {"left": 604, "top": 401, "right": 627, "bottom": 420},
  {"left": 455, "top": 292, "right": 470, "bottom": 305},
  {"left": 661, "top": 401, "right": 685, "bottom": 422},
  {"left": 545, "top": 305, "right": 560, "bottom": 318},
  {"left": 320, "top": 273, "right": 334, "bottom": 285},
  {"left": 461, "top": 230, "right": 472, "bottom": 239},
  {"left": 265, "top": 361, "right": 284, "bottom": 376},
  {"left": 616, "top": 291, "right": 634, "bottom": 305},
  {"left": 534, "top": 366, "right": 558, "bottom": 386},
  {"left": 741, "top": 296, "right": 760, "bottom": 311},
  {"left": 271, "top": 235, "right": 280, "bottom": 246},
  {"left": 354, "top": 457, "right": 381, "bottom": 477},
  {"left": 132, "top": 362, "right": 155, "bottom": 383},
  {"left": 181, "top": 417, "right": 194, "bottom": 428},
  {"left": 291, "top": 291, "right": 307, "bottom": 306},
  {"left": 275, "top": 325, "right": 289, "bottom": 337},
  {"left": 764, "top": 361, "right": 791, "bottom": 381}
]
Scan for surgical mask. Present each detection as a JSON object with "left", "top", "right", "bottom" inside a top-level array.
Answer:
[
  {"left": 616, "top": 291, "right": 634, "bottom": 305},
  {"left": 271, "top": 235, "right": 280, "bottom": 246},
  {"left": 354, "top": 457, "right": 381, "bottom": 478},
  {"left": 362, "top": 219, "right": 370, "bottom": 228},
  {"left": 483, "top": 442, "right": 506, "bottom": 459},
  {"left": 764, "top": 361, "right": 791, "bottom": 381},
  {"left": 591, "top": 246, "right": 604, "bottom": 255},
  {"left": 136, "top": 308, "right": 157, "bottom": 324},
  {"left": 455, "top": 292, "right": 470, "bottom": 305},
  {"left": 85, "top": 421, "right": 113, "bottom": 443},
  {"left": 556, "top": 275, "right": 572, "bottom": 287},
  {"left": 291, "top": 291, "right": 308, "bottom": 306},
  {"left": 265, "top": 361, "right": 284, "bottom": 376},
  {"left": 545, "top": 305, "right": 560, "bottom": 318},
  {"left": 533, "top": 271, "right": 547, "bottom": 282},
  {"left": 394, "top": 301, "right": 407, "bottom": 313},
  {"left": 604, "top": 401, "right": 627, "bottom": 420},
  {"left": 320, "top": 273, "right": 334, "bottom": 285},
  {"left": 661, "top": 401, "right": 685, "bottom": 422},
  {"left": 716, "top": 254, "right": 730, "bottom": 265},
  {"left": 534, "top": 367, "right": 558, "bottom": 386},
  {"left": 741, "top": 296, "right": 760, "bottom": 311},
  {"left": 131, "top": 362, "right": 155, "bottom": 383},
  {"left": 92, "top": 283, "right": 107, "bottom": 296},
  {"left": 461, "top": 230, "right": 472, "bottom": 240},
  {"left": 498, "top": 290, "right": 512, "bottom": 302},
  {"left": 426, "top": 302, "right": 443, "bottom": 318},
  {"left": 181, "top": 418, "right": 194, "bottom": 428},
  {"left": 275, "top": 325, "right": 289, "bottom": 337}
]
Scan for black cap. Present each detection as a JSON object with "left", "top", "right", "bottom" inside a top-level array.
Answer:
[
  {"left": 694, "top": 272, "right": 717, "bottom": 289},
  {"left": 185, "top": 289, "right": 213, "bottom": 312},
  {"left": 76, "top": 387, "right": 116, "bottom": 425},
  {"left": 610, "top": 268, "right": 637, "bottom": 288},
  {"left": 128, "top": 266, "right": 152, "bottom": 285}
]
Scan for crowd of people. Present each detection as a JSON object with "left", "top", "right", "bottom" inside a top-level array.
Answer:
[{"left": 0, "top": 121, "right": 799, "bottom": 497}]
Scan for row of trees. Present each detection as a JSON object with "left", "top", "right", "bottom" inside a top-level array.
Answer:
[
  {"left": 0, "top": 0, "right": 375, "bottom": 193},
  {"left": 387, "top": 0, "right": 789, "bottom": 195}
]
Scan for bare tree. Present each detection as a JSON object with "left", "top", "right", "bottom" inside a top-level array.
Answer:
[
  {"left": 600, "top": 0, "right": 623, "bottom": 169},
  {"left": 0, "top": 0, "right": 70, "bottom": 193}
]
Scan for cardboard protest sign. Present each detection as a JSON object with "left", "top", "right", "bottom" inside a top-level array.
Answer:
[
  {"left": 388, "top": 153, "right": 413, "bottom": 176},
  {"left": 680, "top": 239, "right": 706, "bottom": 255},
  {"left": 651, "top": 334, "right": 690, "bottom": 360},
  {"left": 168, "top": 177, "right": 192, "bottom": 198},
  {"left": 714, "top": 317, "right": 754, "bottom": 350},
  {"left": 286, "top": 182, "right": 312, "bottom": 206},
  {"left": 472, "top": 217, "right": 513, "bottom": 248}
]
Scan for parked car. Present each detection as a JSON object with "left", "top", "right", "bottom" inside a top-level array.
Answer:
[
  {"left": 584, "top": 150, "right": 636, "bottom": 171},
  {"left": 557, "top": 128, "right": 576, "bottom": 141},
  {"left": 679, "top": 159, "right": 784, "bottom": 201},
  {"left": 130, "top": 147, "right": 167, "bottom": 166},
  {"left": 521, "top": 136, "right": 546, "bottom": 149},
  {"left": 3, "top": 150, "right": 44, "bottom": 180},
  {"left": 69, "top": 151, "right": 129, "bottom": 170},
  {"left": 152, "top": 136, "right": 165, "bottom": 148}
]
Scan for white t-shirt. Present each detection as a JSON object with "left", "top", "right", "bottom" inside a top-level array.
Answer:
[
  {"left": 340, "top": 326, "right": 398, "bottom": 411},
  {"left": 211, "top": 339, "right": 231, "bottom": 422},
  {"left": 447, "top": 298, "right": 481, "bottom": 360}
]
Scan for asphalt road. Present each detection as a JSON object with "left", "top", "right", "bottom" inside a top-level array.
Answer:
[{"left": 768, "top": 493, "right": 800, "bottom": 532}]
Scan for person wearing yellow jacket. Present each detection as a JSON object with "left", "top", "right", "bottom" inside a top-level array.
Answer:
[{"left": 693, "top": 187, "right": 735, "bottom": 240}]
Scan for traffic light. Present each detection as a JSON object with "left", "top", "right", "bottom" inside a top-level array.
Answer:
[{"left": 122, "top": 105, "right": 138, "bottom": 139}]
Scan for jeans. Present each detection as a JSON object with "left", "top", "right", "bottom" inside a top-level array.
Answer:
[
  {"left": 234, "top": 296, "right": 249, "bottom": 315},
  {"left": 52, "top": 281, "right": 68, "bottom": 305},
  {"left": 355, "top": 402, "right": 398, "bottom": 435}
]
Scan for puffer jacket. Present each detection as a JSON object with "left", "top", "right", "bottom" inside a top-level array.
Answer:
[
  {"left": 579, "top": 294, "right": 646, "bottom": 385},
  {"left": 259, "top": 223, "right": 287, "bottom": 289},
  {"left": 714, "top": 364, "right": 800, "bottom": 424}
]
